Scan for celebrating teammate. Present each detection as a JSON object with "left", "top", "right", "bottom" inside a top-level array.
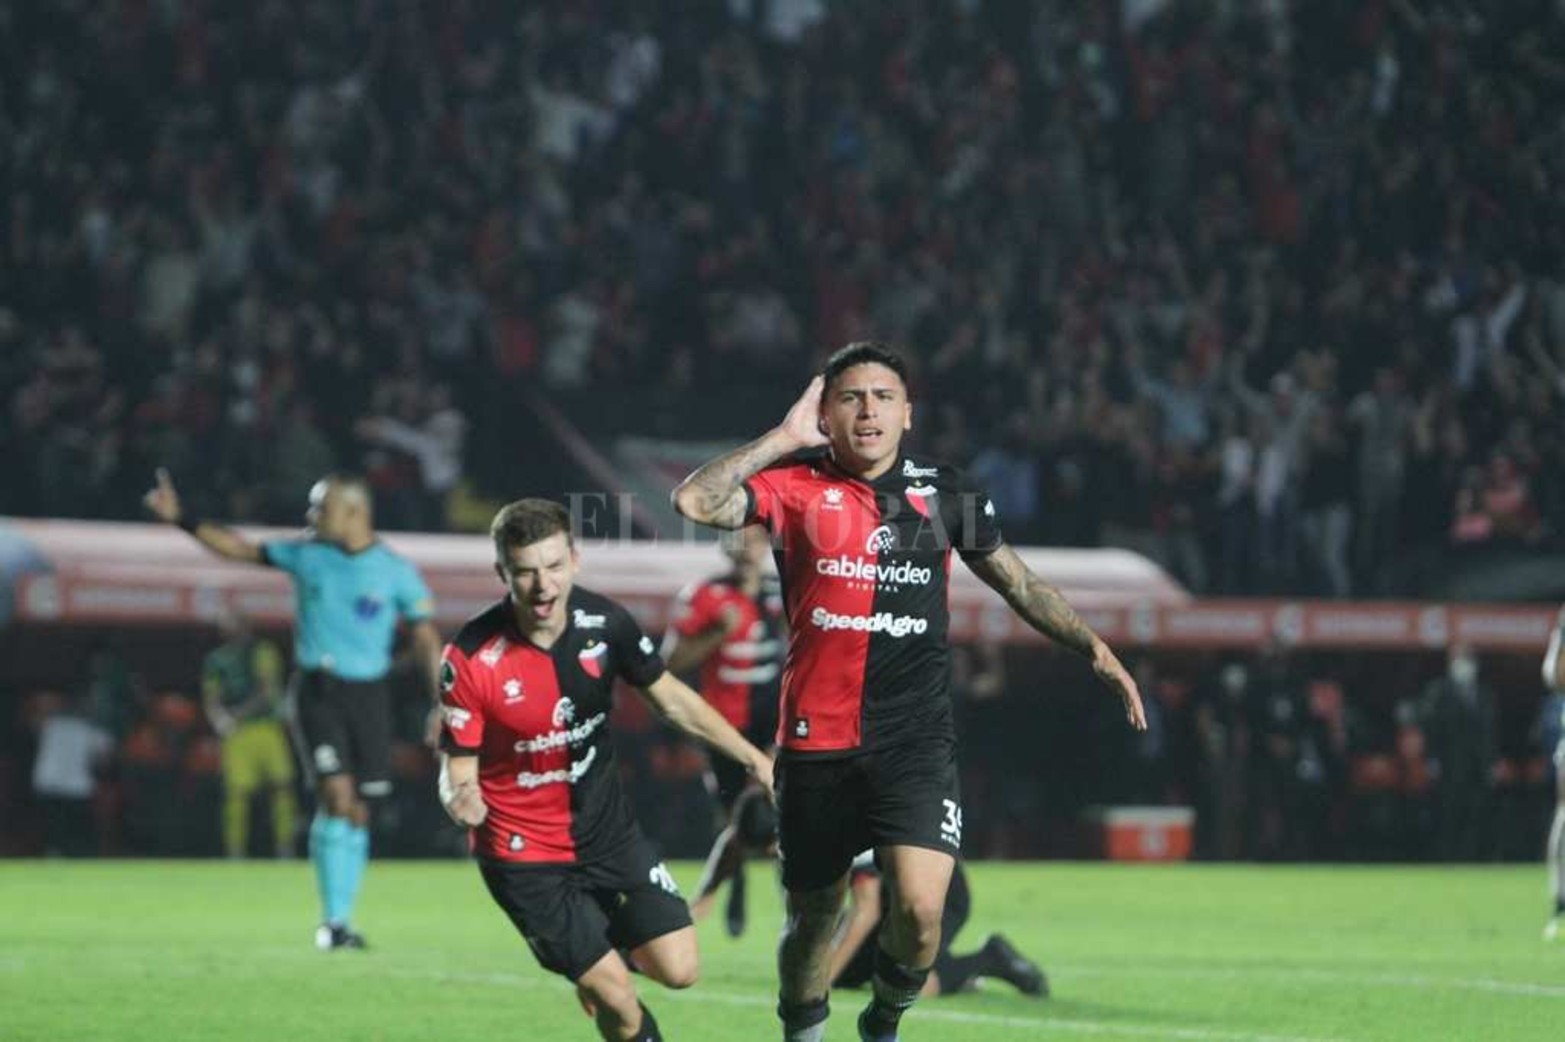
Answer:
[
  {"left": 662, "top": 526, "right": 786, "bottom": 937},
  {"left": 1542, "top": 608, "right": 1565, "bottom": 941},
  {"left": 145, "top": 470, "right": 442, "bottom": 950},
  {"left": 830, "top": 853, "right": 1045, "bottom": 999},
  {"left": 673, "top": 342, "right": 1145, "bottom": 1042},
  {"left": 437, "top": 499, "right": 775, "bottom": 1042}
]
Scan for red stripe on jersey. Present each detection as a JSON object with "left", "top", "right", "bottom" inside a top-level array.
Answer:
[
  {"left": 768, "top": 477, "right": 881, "bottom": 751},
  {"left": 747, "top": 451, "right": 1001, "bottom": 755},
  {"left": 472, "top": 644, "right": 577, "bottom": 863}
]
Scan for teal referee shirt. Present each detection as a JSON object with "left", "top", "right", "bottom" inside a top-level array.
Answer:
[{"left": 261, "top": 538, "right": 435, "bottom": 681}]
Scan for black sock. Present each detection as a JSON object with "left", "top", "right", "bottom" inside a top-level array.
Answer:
[
  {"left": 863, "top": 947, "right": 929, "bottom": 1037},
  {"left": 633, "top": 1002, "right": 662, "bottom": 1042},
  {"left": 727, "top": 864, "right": 747, "bottom": 916},
  {"left": 934, "top": 949, "right": 986, "bottom": 994},
  {"left": 778, "top": 996, "right": 829, "bottom": 1042}
]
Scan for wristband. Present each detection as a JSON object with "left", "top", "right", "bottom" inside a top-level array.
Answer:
[{"left": 177, "top": 516, "right": 204, "bottom": 535}]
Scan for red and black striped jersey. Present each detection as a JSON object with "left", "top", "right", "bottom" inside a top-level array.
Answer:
[
  {"left": 666, "top": 574, "right": 785, "bottom": 736},
  {"left": 743, "top": 451, "right": 1002, "bottom": 756},
  {"left": 439, "top": 588, "right": 666, "bottom": 865}
]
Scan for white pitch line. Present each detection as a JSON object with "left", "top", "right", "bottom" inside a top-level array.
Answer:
[
  {"left": 392, "top": 965, "right": 1350, "bottom": 1042},
  {"left": 1063, "top": 963, "right": 1565, "bottom": 1000}
]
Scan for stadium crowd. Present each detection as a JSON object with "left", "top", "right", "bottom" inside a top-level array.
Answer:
[{"left": 4, "top": 0, "right": 1565, "bottom": 597}]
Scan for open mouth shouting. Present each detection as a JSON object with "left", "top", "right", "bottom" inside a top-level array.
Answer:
[{"left": 851, "top": 426, "right": 885, "bottom": 450}]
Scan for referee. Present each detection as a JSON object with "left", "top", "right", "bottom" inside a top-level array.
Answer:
[{"left": 145, "top": 469, "right": 443, "bottom": 950}]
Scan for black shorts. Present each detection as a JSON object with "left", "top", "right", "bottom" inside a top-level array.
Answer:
[
  {"left": 479, "top": 837, "right": 694, "bottom": 981},
  {"left": 776, "top": 738, "right": 961, "bottom": 892},
  {"left": 289, "top": 670, "right": 393, "bottom": 797},
  {"left": 837, "top": 861, "right": 971, "bottom": 989}
]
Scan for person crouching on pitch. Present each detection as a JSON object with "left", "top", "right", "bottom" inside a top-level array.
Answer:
[{"left": 437, "top": 499, "right": 775, "bottom": 1041}]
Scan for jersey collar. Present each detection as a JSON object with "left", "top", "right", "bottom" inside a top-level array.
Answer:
[{"left": 821, "top": 451, "right": 907, "bottom": 490}]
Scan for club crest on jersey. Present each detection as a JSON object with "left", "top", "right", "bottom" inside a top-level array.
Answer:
[
  {"left": 902, "top": 459, "right": 939, "bottom": 479},
  {"left": 478, "top": 636, "right": 509, "bottom": 668},
  {"left": 793, "top": 717, "right": 810, "bottom": 738},
  {"left": 503, "top": 678, "right": 524, "bottom": 702},
  {"left": 552, "top": 697, "right": 577, "bottom": 727},
  {"left": 822, "top": 487, "right": 845, "bottom": 510},
  {"left": 578, "top": 641, "right": 608, "bottom": 679},
  {"left": 905, "top": 485, "right": 938, "bottom": 519},
  {"left": 865, "top": 525, "right": 897, "bottom": 553}
]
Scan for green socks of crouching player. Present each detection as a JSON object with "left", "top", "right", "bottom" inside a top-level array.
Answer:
[
  {"left": 778, "top": 996, "right": 829, "bottom": 1042},
  {"left": 859, "top": 948, "right": 930, "bottom": 1041}
]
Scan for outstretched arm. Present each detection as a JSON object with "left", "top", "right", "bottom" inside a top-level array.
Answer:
[
  {"left": 965, "top": 544, "right": 1147, "bottom": 730},
  {"left": 142, "top": 468, "right": 264, "bottom": 564},
  {"left": 410, "top": 619, "right": 446, "bottom": 746},
  {"left": 641, "top": 672, "right": 775, "bottom": 797},
  {"left": 671, "top": 376, "right": 827, "bottom": 529}
]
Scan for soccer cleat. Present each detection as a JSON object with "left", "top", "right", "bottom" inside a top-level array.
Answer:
[
  {"left": 1546, "top": 916, "right": 1561, "bottom": 942},
  {"left": 856, "top": 1007, "right": 896, "bottom": 1042},
  {"left": 985, "top": 934, "right": 1047, "bottom": 997},
  {"left": 315, "top": 923, "right": 368, "bottom": 951}
]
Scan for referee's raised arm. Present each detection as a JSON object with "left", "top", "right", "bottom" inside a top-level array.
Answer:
[{"left": 142, "top": 468, "right": 264, "bottom": 564}]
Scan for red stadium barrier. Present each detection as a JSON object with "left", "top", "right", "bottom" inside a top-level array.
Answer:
[{"left": 3, "top": 520, "right": 1555, "bottom": 650}]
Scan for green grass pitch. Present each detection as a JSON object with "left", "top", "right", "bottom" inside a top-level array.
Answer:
[{"left": 1, "top": 860, "right": 1558, "bottom": 1041}]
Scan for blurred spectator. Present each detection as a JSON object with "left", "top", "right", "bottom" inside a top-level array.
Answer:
[
  {"left": 1247, "top": 643, "right": 1330, "bottom": 860},
  {"left": 1127, "top": 658, "right": 1169, "bottom": 803},
  {"left": 201, "top": 613, "right": 296, "bottom": 859},
  {"left": 84, "top": 637, "right": 143, "bottom": 742},
  {"left": 356, "top": 384, "right": 468, "bottom": 531},
  {"left": 0, "top": 1, "right": 1562, "bottom": 596},
  {"left": 1299, "top": 407, "right": 1354, "bottom": 596},
  {"left": 1194, "top": 660, "right": 1252, "bottom": 860},
  {"left": 1419, "top": 645, "right": 1500, "bottom": 861},
  {"left": 31, "top": 693, "right": 113, "bottom": 857}
]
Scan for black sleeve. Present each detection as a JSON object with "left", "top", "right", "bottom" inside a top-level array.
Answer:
[
  {"left": 610, "top": 602, "right": 668, "bottom": 688},
  {"left": 949, "top": 468, "right": 1004, "bottom": 560}
]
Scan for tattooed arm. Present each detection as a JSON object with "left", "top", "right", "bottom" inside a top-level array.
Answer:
[
  {"left": 965, "top": 544, "right": 1148, "bottom": 730},
  {"left": 671, "top": 376, "right": 827, "bottom": 529}
]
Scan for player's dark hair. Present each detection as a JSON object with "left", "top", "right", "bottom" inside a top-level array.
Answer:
[
  {"left": 491, "top": 498, "right": 573, "bottom": 562},
  {"left": 821, "top": 341, "right": 912, "bottom": 397}
]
